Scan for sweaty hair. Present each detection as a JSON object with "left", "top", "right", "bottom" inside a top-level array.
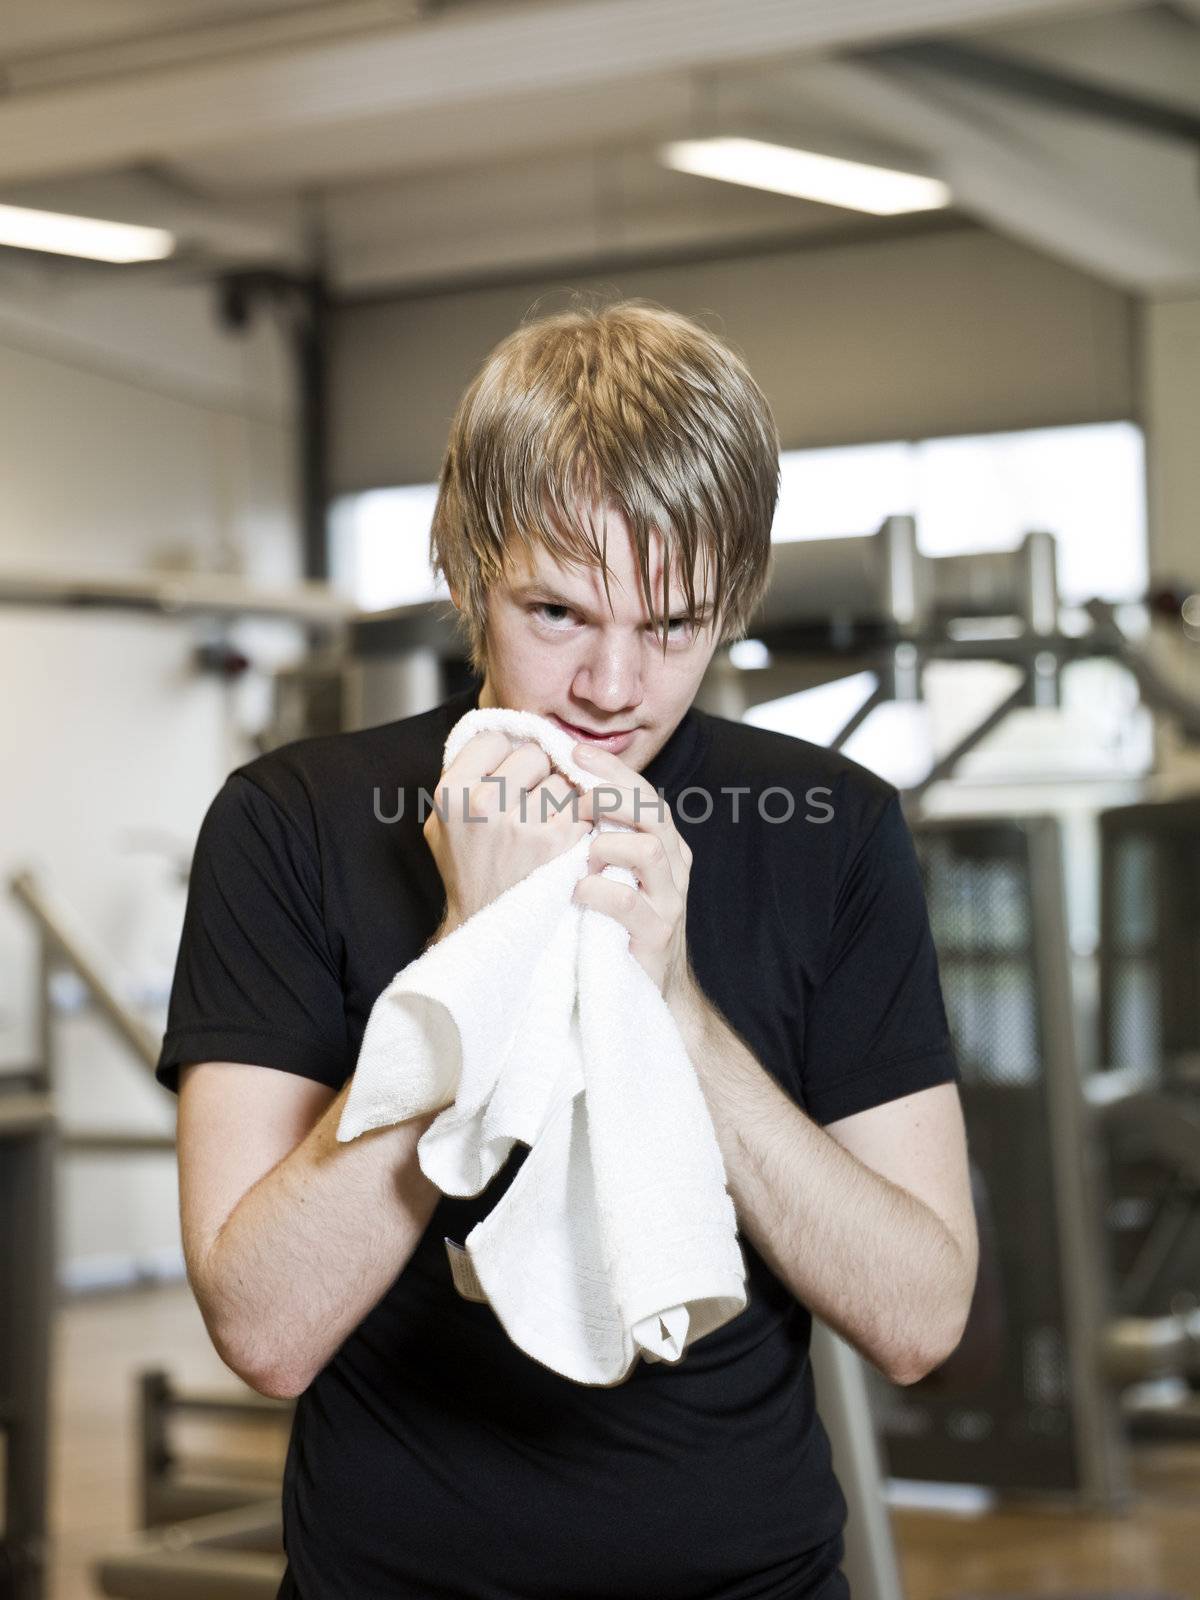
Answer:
[{"left": 428, "top": 298, "right": 779, "bottom": 676}]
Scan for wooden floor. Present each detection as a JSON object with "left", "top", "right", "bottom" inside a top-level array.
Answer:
[{"left": 48, "top": 1282, "right": 1200, "bottom": 1599}]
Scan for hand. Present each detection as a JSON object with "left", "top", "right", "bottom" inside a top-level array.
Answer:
[
  {"left": 569, "top": 743, "right": 699, "bottom": 1006},
  {"left": 423, "top": 730, "right": 592, "bottom": 934}
]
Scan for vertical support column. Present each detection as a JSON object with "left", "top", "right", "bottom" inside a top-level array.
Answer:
[
  {"left": 1143, "top": 296, "right": 1200, "bottom": 593},
  {"left": 1027, "top": 818, "right": 1130, "bottom": 1506},
  {"left": 0, "top": 1095, "right": 56, "bottom": 1600},
  {"left": 809, "top": 1320, "right": 904, "bottom": 1600},
  {"left": 878, "top": 514, "right": 926, "bottom": 709},
  {"left": 297, "top": 273, "right": 331, "bottom": 586},
  {"left": 34, "top": 932, "right": 53, "bottom": 1098},
  {"left": 1019, "top": 530, "right": 1061, "bottom": 710},
  {"left": 1141, "top": 296, "right": 1200, "bottom": 786}
]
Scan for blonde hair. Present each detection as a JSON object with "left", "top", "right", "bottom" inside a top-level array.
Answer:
[{"left": 429, "top": 298, "right": 779, "bottom": 676}]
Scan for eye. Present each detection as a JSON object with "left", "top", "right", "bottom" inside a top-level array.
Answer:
[
  {"left": 654, "top": 617, "right": 696, "bottom": 641},
  {"left": 531, "top": 603, "right": 576, "bottom": 628}
]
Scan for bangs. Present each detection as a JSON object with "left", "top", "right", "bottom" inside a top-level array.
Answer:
[{"left": 430, "top": 300, "right": 779, "bottom": 670}]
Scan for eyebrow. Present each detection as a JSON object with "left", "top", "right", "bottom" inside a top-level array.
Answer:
[{"left": 511, "top": 582, "right": 714, "bottom": 619}]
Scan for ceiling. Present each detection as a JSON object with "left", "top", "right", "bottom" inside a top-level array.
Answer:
[{"left": 0, "top": 0, "right": 1198, "bottom": 297}]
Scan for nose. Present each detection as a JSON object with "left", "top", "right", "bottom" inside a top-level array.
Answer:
[{"left": 571, "top": 630, "right": 644, "bottom": 719}]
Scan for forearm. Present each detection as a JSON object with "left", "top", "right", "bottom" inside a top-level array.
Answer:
[
  {"left": 672, "top": 989, "right": 970, "bottom": 1385},
  {"left": 197, "top": 1081, "right": 441, "bottom": 1399}
]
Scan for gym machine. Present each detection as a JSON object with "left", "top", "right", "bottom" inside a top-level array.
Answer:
[
  {"left": 873, "top": 814, "right": 1131, "bottom": 1505},
  {"left": 875, "top": 803, "right": 1200, "bottom": 1504},
  {"left": 1094, "top": 795, "right": 1200, "bottom": 1438}
]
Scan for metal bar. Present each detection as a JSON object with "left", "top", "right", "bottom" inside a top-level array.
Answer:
[
  {"left": 1026, "top": 818, "right": 1130, "bottom": 1507},
  {"left": 156, "top": 1392, "right": 291, "bottom": 1421},
  {"left": 9, "top": 871, "right": 162, "bottom": 1073},
  {"left": 1097, "top": 807, "right": 1120, "bottom": 1076},
  {"left": 808, "top": 1321, "right": 903, "bottom": 1600},
  {"left": 34, "top": 934, "right": 53, "bottom": 1098},
  {"left": 139, "top": 1372, "right": 172, "bottom": 1533},
  {"left": 61, "top": 1132, "right": 175, "bottom": 1155},
  {"left": 94, "top": 1500, "right": 283, "bottom": 1600},
  {"left": 828, "top": 681, "right": 885, "bottom": 752},
  {"left": 0, "top": 1093, "right": 56, "bottom": 1600},
  {"left": 909, "top": 676, "right": 1029, "bottom": 799},
  {"left": 298, "top": 273, "right": 331, "bottom": 584},
  {"left": 1116, "top": 1185, "right": 1195, "bottom": 1315},
  {"left": 0, "top": 568, "right": 350, "bottom": 624},
  {"left": 868, "top": 38, "right": 1200, "bottom": 145}
]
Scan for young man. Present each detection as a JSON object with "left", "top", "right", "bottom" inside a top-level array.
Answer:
[{"left": 158, "top": 301, "right": 977, "bottom": 1600}]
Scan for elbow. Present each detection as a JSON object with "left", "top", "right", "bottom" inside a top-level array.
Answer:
[
  {"left": 886, "top": 1278, "right": 978, "bottom": 1387},
  {"left": 188, "top": 1269, "right": 309, "bottom": 1401},
  {"left": 886, "top": 1342, "right": 950, "bottom": 1388},
  {"left": 212, "top": 1318, "right": 311, "bottom": 1400},
  {"left": 240, "top": 1363, "right": 309, "bottom": 1402},
  {"left": 884, "top": 1328, "right": 959, "bottom": 1387},
  {"left": 213, "top": 1326, "right": 310, "bottom": 1400}
]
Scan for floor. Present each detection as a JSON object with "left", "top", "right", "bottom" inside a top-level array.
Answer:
[{"left": 46, "top": 1282, "right": 1200, "bottom": 1600}]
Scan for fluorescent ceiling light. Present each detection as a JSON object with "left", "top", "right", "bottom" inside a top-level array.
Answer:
[
  {"left": 661, "top": 137, "right": 951, "bottom": 216},
  {"left": 0, "top": 202, "right": 175, "bottom": 263}
]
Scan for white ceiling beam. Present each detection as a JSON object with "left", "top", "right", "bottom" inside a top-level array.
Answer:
[
  {"left": 0, "top": 0, "right": 1127, "bottom": 185},
  {"left": 2, "top": 1, "right": 419, "bottom": 94},
  {"left": 171, "top": 72, "right": 699, "bottom": 193},
  {"left": 789, "top": 56, "right": 1200, "bottom": 292},
  {"left": 965, "top": 7, "right": 1200, "bottom": 115}
]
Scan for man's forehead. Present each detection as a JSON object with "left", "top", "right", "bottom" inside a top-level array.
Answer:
[{"left": 509, "top": 543, "right": 709, "bottom": 605}]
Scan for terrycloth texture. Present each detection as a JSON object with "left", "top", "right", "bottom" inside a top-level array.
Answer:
[{"left": 337, "top": 707, "right": 748, "bottom": 1386}]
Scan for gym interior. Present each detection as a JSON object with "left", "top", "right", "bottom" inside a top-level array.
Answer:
[{"left": 2, "top": 1, "right": 1200, "bottom": 1597}]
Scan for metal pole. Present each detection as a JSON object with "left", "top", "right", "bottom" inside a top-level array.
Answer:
[
  {"left": 1026, "top": 818, "right": 1130, "bottom": 1507},
  {"left": 297, "top": 273, "right": 331, "bottom": 585},
  {"left": 0, "top": 1092, "right": 56, "bottom": 1600},
  {"left": 909, "top": 676, "right": 1029, "bottom": 801},
  {"left": 829, "top": 681, "right": 886, "bottom": 752},
  {"left": 809, "top": 1320, "right": 905, "bottom": 1600},
  {"left": 10, "top": 871, "right": 162, "bottom": 1073}
]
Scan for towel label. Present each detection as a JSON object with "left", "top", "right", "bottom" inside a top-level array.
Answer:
[{"left": 444, "top": 1237, "right": 488, "bottom": 1303}]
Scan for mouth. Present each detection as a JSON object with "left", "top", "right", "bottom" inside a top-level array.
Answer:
[{"left": 549, "top": 714, "right": 638, "bottom": 752}]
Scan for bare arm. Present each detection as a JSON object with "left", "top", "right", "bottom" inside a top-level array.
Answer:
[
  {"left": 178, "top": 1062, "right": 442, "bottom": 1400},
  {"left": 671, "top": 988, "right": 978, "bottom": 1386}
]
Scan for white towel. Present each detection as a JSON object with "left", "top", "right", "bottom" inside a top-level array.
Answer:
[{"left": 336, "top": 707, "right": 748, "bottom": 1386}]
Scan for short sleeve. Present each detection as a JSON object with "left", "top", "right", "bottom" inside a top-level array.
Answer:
[
  {"left": 801, "top": 792, "right": 959, "bottom": 1126},
  {"left": 155, "top": 771, "right": 351, "bottom": 1095}
]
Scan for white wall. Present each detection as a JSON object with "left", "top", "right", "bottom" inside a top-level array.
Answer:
[
  {"left": 331, "top": 223, "right": 1135, "bottom": 491},
  {"left": 0, "top": 262, "right": 301, "bottom": 1286}
]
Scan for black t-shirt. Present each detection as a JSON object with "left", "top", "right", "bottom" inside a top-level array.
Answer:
[{"left": 157, "top": 682, "right": 959, "bottom": 1600}]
